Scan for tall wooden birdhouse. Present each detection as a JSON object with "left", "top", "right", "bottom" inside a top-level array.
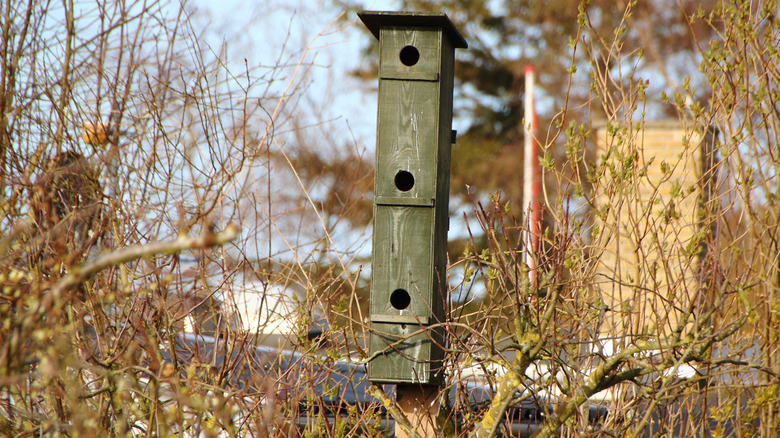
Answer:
[{"left": 359, "top": 11, "right": 467, "bottom": 386}]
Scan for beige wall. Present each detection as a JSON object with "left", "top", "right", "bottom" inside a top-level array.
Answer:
[{"left": 592, "top": 121, "right": 718, "bottom": 341}]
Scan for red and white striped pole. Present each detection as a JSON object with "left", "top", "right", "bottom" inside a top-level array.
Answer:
[{"left": 523, "top": 65, "right": 541, "bottom": 288}]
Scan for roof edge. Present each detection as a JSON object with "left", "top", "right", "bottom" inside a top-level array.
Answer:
[{"left": 358, "top": 11, "right": 468, "bottom": 49}]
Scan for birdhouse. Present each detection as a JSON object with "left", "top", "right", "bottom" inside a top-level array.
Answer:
[{"left": 359, "top": 11, "right": 467, "bottom": 385}]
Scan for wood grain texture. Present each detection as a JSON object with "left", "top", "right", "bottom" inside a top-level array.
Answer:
[
  {"left": 368, "top": 321, "right": 445, "bottom": 384},
  {"left": 371, "top": 205, "right": 435, "bottom": 317},
  {"left": 379, "top": 27, "right": 441, "bottom": 76},
  {"left": 368, "top": 23, "right": 461, "bottom": 386},
  {"left": 375, "top": 79, "right": 439, "bottom": 200}
]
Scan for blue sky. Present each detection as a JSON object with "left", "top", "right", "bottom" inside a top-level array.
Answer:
[
  {"left": 191, "top": 0, "right": 401, "bottom": 147},
  {"left": 186, "top": 0, "right": 487, "bottom": 301}
]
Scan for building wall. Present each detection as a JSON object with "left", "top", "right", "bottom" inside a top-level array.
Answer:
[{"left": 592, "top": 121, "right": 718, "bottom": 341}]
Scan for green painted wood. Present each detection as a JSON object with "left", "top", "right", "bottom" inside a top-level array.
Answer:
[
  {"left": 361, "top": 11, "right": 465, "bottom": 386},
  {"left": 379, "top": 28, "right": 442, "bottom": 76},
  {"left": 370, "top": 314, "right": 430, "bottom": 324},
  {"left": 357, "top": 11, "right": 468, "bottom": 49},
  {"left": 380, "top": 70, "right": 439, "bottom": 81},
  {"left": 368, "top": 321, "right": 445, "bottom": 385},
  {"left": 433, "top": 34, "right": 455, "bottom": 316},
  {"left": 371, "top": 205, "right": 436, "bottom": 317},
  {"left": 375, "top": 79, "right": 439, "bottom": 200},
  {"left": 374, "top": 196, "right": 435, "bottom": 207}
]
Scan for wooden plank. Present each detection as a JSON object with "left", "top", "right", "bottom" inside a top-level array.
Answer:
[
  {"left": 380, "top": 70, "right": 439, "bottom": 81},
  {"left": 370, "top": 313, "right": 430, "bottom": 324},
  {"left": 358, "top": 11, "right": 468, "bottom": 49},
  {"left": 368, "top": 321, "right": 444, "bottom": 385},
  {"left": 379, "top": 27, "right": 442, "bottom": 76},
  {"left": 375, "top": 78, "right": 440, "bottom": 200},
  {"left": 375, "top": 196, "right": 435, "bottom": 207},
  {"left": 371, "top": 205, "right": 435, "bottom": 318}
]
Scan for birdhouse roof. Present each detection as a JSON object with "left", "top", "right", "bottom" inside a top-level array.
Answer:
[{"left": 358, "top": 11, "right": 468, "bottom": 49}]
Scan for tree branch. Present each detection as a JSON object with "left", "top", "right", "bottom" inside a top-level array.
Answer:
[{"left": 44, "top": 224, "right": 239, "bottom": 311}]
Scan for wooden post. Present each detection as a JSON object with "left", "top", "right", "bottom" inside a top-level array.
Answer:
[{"left": 395, "top": 385, "right": 440, "bottom": 438}]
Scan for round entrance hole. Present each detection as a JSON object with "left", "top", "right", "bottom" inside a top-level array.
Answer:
[
  {"left": 390, "top": 289, "right": 411, "bottom": 310},
  {"left": 399, "top": 45, "right": 420, "bottom": 66},
  {"left": 394, "top": 170, "right": 415, "bottom": 192}
]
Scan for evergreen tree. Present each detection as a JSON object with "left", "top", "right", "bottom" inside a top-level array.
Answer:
[{"left": 344, "top": 0, "right": 719, "bottom": 215}]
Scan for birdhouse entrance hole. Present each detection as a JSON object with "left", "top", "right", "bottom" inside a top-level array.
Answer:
[
  {"left": 394, "top": 170, "right": 415, "bottom": 191},
  {"left": 390, "top": 288, "right": 411, "bottom": 310},
  {"left": 399, "top": 45, "right": 420, "bottom": 66}
]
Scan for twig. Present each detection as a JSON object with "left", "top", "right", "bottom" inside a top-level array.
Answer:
[
  {"left": 43, "top": 224, "right": 240, "bottom": 314},
  {"left": 369, "top": 383, "right": 414, "bottom": 436}
]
